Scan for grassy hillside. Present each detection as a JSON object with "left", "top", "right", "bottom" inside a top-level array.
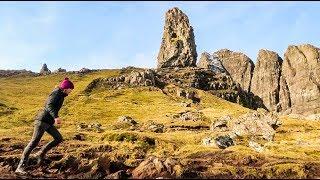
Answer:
[{"left": 1, "top": 70, "right": 320, "bottom": 178}]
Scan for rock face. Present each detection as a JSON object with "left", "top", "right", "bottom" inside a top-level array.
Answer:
[
  {"left": 197, "top": 52, "right": 226, "bottom": 73},
  {"left": 39, "top": 63, "right": 51, "bottom": 75},
  {"left": 214, "top": 49, "right": 254, "bottom": 92},
  {"left": 279, "top": 44, "right": 320, "bottom": 115},
  {"left": 251, "top": 49, "right": 283, "bottom": 112},
  {"left": 157, "top": 7, "right": 197, "bottom": 68},
  {"left": 155, "top": 67, "right": 240, "bottom": 103}
]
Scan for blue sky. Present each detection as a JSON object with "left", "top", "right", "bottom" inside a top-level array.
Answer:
[{"left": 0, "top": 1, "right": 319, "bottom": 72}]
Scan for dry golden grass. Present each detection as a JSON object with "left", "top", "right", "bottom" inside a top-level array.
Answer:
[{"left": 1, "top": 70, "right": 320, "bottom": 178}]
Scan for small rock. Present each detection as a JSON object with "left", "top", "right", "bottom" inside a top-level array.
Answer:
[
  {"left": 77, "top": 122, "right": 104, "bottom": 133},
  {"left": 249, "top": 141, "right": 264, "bottom": 153},
  {"left": 118, "top": 116, "right": 138, "bottom": 125},
  {"left": 173, "top": 111, "right": 203, "bottom": 121},
  {"left": 148, "top": 123, "right": 165, "bottom": 133},
  {"left": 77, "top": 123, "right": 88, "bottom": 130},
  {"left": 73, "top": 133, "right": 85, "bottom": 141},
  {"left": 180, "top": 102, "right": 191, "bottom": 107},
  {"left": 215, "top": 135, "right": 234, "bottom": 149},
  {"left": 210, "top": 115, "right": 231, "bottom": 131},
  {"left": 202, "top": 137, "right": 216, "bottom": 147}
]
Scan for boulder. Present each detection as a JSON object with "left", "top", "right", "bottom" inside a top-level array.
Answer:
[
  {"left": 214, "top": 49, "right": 254, "bottom": 92},
  {"left": 132, "top": 156, "right": 182, "bottom": 179},
  {"left": 157, "top": 7, "right": 197, "bottom": 68},
  {"left": 251, "top": 49, "right": 283, "bottom": 111},
  {"left": 230, "top": 110, "right": 281, "bottom": 141},
  {"left": 215, "top": 135, "right": 234, "bottom": 149},
  {"left": 197, "top": 52, "right": 226, "bottom": 73},
  {"left": 279, "top": 44, "right": 320, "bottom": 115}
]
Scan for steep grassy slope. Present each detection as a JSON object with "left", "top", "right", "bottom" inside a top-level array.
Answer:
[{"left": 1, "top": 70, "right": 320, "bottom": 178}]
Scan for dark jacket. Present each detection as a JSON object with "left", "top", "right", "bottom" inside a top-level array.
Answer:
[{"left": 36, "top": 87, "right": 67, "bottom": 125}]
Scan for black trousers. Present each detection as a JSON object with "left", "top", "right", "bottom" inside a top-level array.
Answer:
[{"left": 19, "top": 120, "right": 63, "bottom": 165}]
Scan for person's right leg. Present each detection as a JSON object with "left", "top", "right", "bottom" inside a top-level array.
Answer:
[
  {"left": 16, "top": 121, "right": 46, "bottom": 173},
  {"left": 37, "top": 125, "right": 63, "bottom": 163}
]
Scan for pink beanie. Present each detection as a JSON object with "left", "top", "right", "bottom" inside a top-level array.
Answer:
[{"left": 59, "top": 77, "right": 74, "bottom": 90}]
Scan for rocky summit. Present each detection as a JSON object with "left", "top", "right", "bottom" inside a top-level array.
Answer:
[
  {"left": 39, "top": 63, "right": 51, "bottom": 75},
  {"left": 157, "top": 7, "right": 197, "bottom": 68}
]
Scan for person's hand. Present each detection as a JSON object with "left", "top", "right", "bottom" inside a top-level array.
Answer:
[{"left": 54, "top": 117, "right": 62, "bottom": 125}]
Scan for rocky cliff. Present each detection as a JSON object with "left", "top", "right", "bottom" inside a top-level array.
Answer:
[
  {"left": 251, "top": 50, "right": 283, "bottom": 112},
  {"left": 279, "top": 44, "right": 320, "bottom": 115},
  {"left": 214, "top": 49, "right": 255, "bottom": 92}
]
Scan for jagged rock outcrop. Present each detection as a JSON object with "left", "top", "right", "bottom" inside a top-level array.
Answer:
[
  {"left": 251, "top": 49, "right": 283, "bottom": 111},
  {"left": 155, "top": 67, "right": 240, "bottom": 103},
  {"left": 84, "top": 69, "right": 156, "bottom": 93},
  {"left": 279, "top": 44, "right": 320, "bottom": 115},
  {"left": 197, "top": 52, "right": 226, "bottom": 73},
  {"left": 53, "top": 68, "right": 66, "bottom": 73},
  {"left": 157, "top": 7, "right": 197, "bottom": 68},
  {"left": 39, "top": 63, "right": 51, "bottom": 75},
  {"left": 0, "top": 69, "right": 37, "bottom": 77},
  {"left": 79, "top": 68, "right": 91, "bottom": 74},
  {"left": 214, "top": 49, "right": 254, "bottom": 92}
]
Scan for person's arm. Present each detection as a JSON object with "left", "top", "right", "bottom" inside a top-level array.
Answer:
[{"left": 46, "top": 92, "right": 60, "bottom": 119}]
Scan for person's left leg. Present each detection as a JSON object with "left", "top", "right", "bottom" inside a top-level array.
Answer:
[
  {"left": 16, "top": 121, "right": 46, "bottom": 174},
  {"left": 37, "top": 125, "right": 63, "bottom": 163}
]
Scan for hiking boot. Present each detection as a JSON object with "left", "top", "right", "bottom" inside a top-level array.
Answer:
[
  {"left": 15, "top": 161, "right": 27, "bottom": 175},
  {"left": 35, "top": 152, "right": 45, "bottom": 165}
]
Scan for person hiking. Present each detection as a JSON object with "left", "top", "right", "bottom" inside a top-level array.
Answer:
[{"left": 15, "top": 77, "right": 74, "bottom": 175}]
